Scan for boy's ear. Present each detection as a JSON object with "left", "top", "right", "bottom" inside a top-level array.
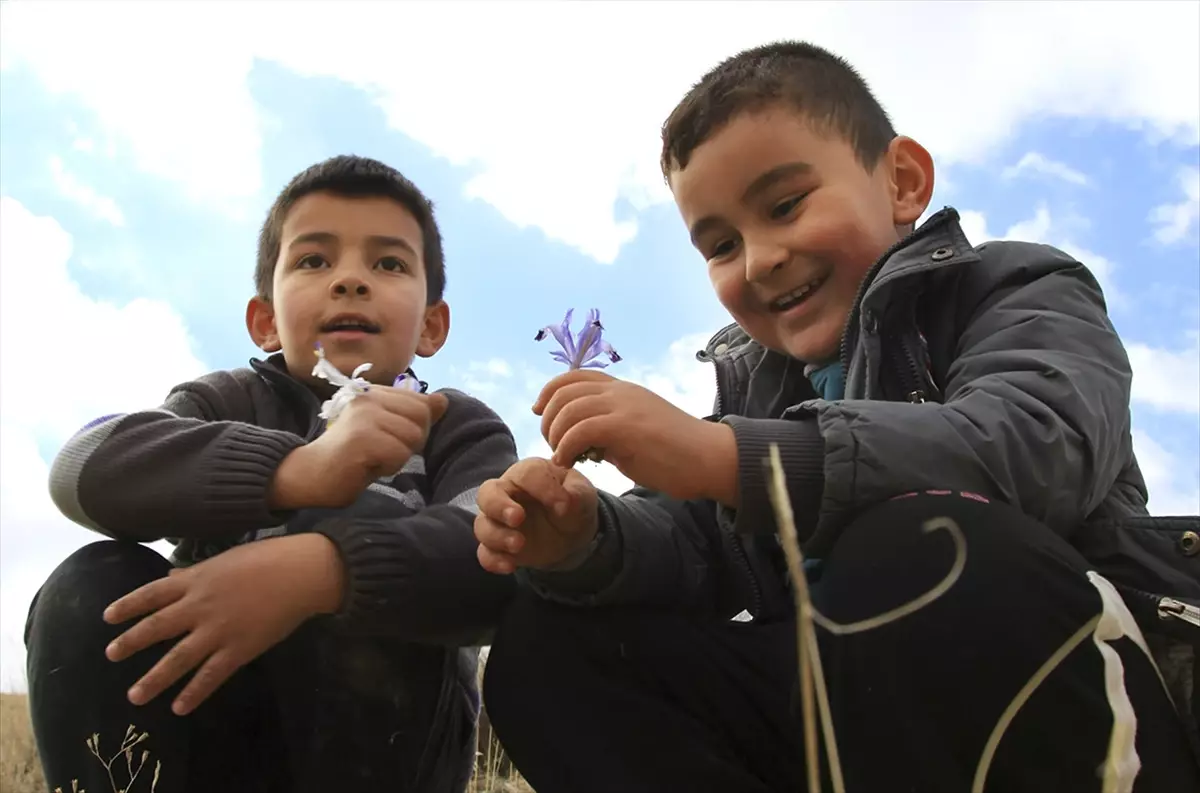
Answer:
[
  {"left": 246, "top": 296, "right": 282, "bottom": 352},
  {"left": 887, "top": 136, "right": 935, "bottom": 228},
  {"left": 415, "top": 300, "right": 450, "bottom": 358}
]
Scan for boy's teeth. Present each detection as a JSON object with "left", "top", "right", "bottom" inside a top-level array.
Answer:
[{"left": 772, "top": 279, "right": 822, "bottom": 309}]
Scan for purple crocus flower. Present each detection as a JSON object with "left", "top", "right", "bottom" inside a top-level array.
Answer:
[
  {"left": 537, "top": 309, "right": 621, "bottom": 463},
  {"left": 535, "top": 308, "right": 622, "bottom": 370}
]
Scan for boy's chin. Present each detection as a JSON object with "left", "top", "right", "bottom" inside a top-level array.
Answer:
[{"left": 779, "top": 331, "right": 841, "bottom": 365}]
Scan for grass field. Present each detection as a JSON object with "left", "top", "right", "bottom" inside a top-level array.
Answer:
[{"left": 0, "top": 693, "right": 532, "bottom": 793}]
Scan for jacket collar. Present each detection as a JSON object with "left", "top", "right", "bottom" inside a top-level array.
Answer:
[{"left": 249, "top": 353, "right": 426, "bottom": 395}]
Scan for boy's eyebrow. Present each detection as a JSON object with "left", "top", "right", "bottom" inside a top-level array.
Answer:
[
  {"left": 287, "top": 231, "right": 419, "bottom": 258},
  {"left": 688, "top": 161, "right": 814, "bottom": 246},
  {"left": 741, "top": 161, "right": 814, "bottom": 203}
]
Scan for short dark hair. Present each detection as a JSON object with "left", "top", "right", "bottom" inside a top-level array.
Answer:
[
  {"left": 661, "top": 41, "right": 896, "bottom": 177},
  {"left": 256, "top": 155, "right": 446, "bottom": 303}
]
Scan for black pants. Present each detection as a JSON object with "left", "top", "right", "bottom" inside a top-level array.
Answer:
[
  {"left": 484, "top": 493, "right": 1200, "bottom": 793},
  {"left": 24, "top": 541, "right": 450, "bottom": 793}
]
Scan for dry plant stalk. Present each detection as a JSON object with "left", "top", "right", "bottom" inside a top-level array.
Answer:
[{"left": 764, "top": 444, "right": 843, "bottom": 793}]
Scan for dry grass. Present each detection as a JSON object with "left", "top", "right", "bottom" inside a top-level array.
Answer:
[
  {"left": 1, "top": 694, "right": 41, "bottom": 793},
  {"left": 0, "top": 693, "right": 531, "bottom": 793}
]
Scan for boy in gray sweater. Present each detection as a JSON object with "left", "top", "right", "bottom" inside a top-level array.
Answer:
[{"left": 26, "top": 155, "right": 517, "bottom": 793}]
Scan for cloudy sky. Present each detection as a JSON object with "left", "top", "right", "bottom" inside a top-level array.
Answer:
[{"left": 1, "top": 0, "right": 1197, "bottom": 690}]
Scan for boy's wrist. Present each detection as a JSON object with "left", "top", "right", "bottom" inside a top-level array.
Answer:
[
  {"left": 283, "top": 533, "right": 346, "bottom": 616},
  {"left": 699, "top": 420, "right": 740, "bottom": 508},
  {"left": 268, "top": 445, "right": 316, "bottom": 511}
]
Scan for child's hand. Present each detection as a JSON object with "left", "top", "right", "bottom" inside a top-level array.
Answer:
[
  {"left": 535, "top": 370, "right": 739, "bottom": 505},
  {"left": 103, "top": 533, "right": 344, "bottom": 716},
  {"left": 270, "top": 387, "right": 449, "bottom": 510},
  {"left": 474, "top": 458, "right": 599, "bottom": 574}
]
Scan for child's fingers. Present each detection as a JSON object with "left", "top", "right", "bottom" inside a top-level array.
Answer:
[
  {"left": 533, "top": 369, "right": 614, "bottom": 415},
  {"left": 477, "top": 543, "right": 518, "bottom": 575},
  {"left": 539, "top": 382, "right": 611, "bottom": 447},
  {"left": 552, "top": 414, "right": 613, "bottom": 469},
  {"left": 474, "top": 513, "right": 526, "bottom": 554},
  {"left": 126, "top": 630, "right": 209, "bottom": 706},
  {"left": 106, "top": 602, "right": 190, "bottom": 662},
  {"left": 476, "top": 479, "right": 526, "bottom": 527},
  {"left": 506, "top": 460, "right": 573, "bottom": 517},
  {"left": 423, "top": 391, "right": 450, "bottom": 424},
  {"left": 104, "top": 575, "right": 186, "bottom": 625},
  {"left": 172, "top": 648, "right": 239, "bottom": 716}
]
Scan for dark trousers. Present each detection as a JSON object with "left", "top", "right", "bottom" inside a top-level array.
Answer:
[
  {"left": 24, "top": 541, "right": 449, "bottom": 793},
  {"left": 483, "top": 493, "right": 1200, "bottom": 793}
]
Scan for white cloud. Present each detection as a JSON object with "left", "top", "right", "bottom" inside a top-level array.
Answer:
[
  {"left": 2, "top": 1, "right": 1197, "bottom": 263},
  {"left": 1127, "top": 336, "right": 1200, "bottom": 414},
  {"left": 49, "top": 155, "right": 125, "bottom": 226},
  {"left": 0, "top": 198, "right": 207, "bottom": 690},
  {"left": 1149, "top": 166, "right": 1200, "bottom": 245},
  {"left": 1002, "top": 152, "right": 1090, "bottom": 186},
  {"left": 961, "top": 205, "right": 1122, "bottom": 308},
  {"left": 1132, "top": 430, "right": 1200, "bottom": 517}
]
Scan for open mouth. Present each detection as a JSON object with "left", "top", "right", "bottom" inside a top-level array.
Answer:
[
  {"left": 769, "top": 276, "right": 827, "bottom": 313},
  {"left": 320, "top": 314, "right": 381, "bottom": 334}
]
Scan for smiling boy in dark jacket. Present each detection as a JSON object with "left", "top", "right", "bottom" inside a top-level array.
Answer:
[
  {"left": 473, "top": 42, "right": 1200, "bottom": 792},
  {"left": 25, "top": 155, "right": 517, "bottom": 793}
]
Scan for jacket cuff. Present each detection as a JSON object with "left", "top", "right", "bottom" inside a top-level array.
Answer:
[
  {"left": 309, "top": 517, "right": 388, "bottom": 624},
  {"left": 203, "top": 424, "right": 305, "bottom": 526},
  {"left": 721, "top": 415, "right": 825, "bottom": 540},
  {"left": 521, "top": 495, "right": 623, "bottom": 597}
]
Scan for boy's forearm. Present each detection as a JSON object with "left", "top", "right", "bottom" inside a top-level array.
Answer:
[
  {"left": 312, "top": 505, "right": 516, "bottom": 644},
  {"left": 524, "top": 490, "right": 720, "bottom": 608},
  {"left": 51, "top": 410, "right": 305, "bottom": 542},
  {"left": 719, "top": 415, "right": 825, "bottom": 539}
]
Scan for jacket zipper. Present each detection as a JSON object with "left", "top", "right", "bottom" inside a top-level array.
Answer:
[
  {"left": 839, "top": 209, "right": 954, "bottom": 375},
  {"left": 891, "top": 334, "right": 928, "bottom": 404},
  {"left": 730, "top": 533, "right": 764, "bottom": 618},
  {"left": 706, "top": 352, "right": 760, "bottom": 617},
  {"left": 1158, "top": 597, "right": 1200, "bottom": 628}
]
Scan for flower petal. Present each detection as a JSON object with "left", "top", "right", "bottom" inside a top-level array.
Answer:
[
  {"left": 572, "top": 310, "right": 605, "bottom": 368},
  {"left": 601, "top": 341, "right": 622, "bottom": 363},
  {"left": 537, "top": 309, "right": 577, "bottom": 360}
]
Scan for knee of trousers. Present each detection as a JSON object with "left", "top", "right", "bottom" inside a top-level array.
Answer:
[
  {"left": 815, "top": 493, "right": 1092, "bottom": 628},
  {"left": 25, "top": 540, "right": 173, "bottom": 654},
  {"left": 482, "top": 591, "right": 602, "bottom": 728}
]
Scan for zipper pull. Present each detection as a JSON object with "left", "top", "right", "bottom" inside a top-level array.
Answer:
[{"left": 1157, "top": 597, "right": 1200, "bottom": 628}]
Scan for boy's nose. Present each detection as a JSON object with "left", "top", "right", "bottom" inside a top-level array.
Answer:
[
  {"left": 331, "top": 277, "right": 370, "bottom": 297},
  {"left": 744, "top": 241, "right": 789, "bottom": 283}
]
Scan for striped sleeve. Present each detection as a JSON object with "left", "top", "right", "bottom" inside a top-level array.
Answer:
[{"left": 47, "top": 371, "right": 305, "bottom": 542}]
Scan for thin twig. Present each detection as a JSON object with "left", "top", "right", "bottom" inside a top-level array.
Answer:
[{"left": 764, "top": 444, "right": 827, "bottom": 793}]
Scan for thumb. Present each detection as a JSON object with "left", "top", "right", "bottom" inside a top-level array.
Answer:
[{"left": 424, "top": 391, "right": 450, "bottom": 424}]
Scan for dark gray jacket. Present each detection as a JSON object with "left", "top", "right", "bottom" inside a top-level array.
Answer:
[{"left": 528, "top": 207, "right": 1198, "bottom": 675}]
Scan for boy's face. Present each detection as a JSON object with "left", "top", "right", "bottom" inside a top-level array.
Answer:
[
  {"left": 247, "top": 192, "right": 449, "bottom": 386},
  {"left": 670, "top": 106, "right": 932, "bottom": 363}
]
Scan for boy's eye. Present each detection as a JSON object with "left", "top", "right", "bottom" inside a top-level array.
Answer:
[
  {"left": 770, "top": 196, "right": 803, "bottom": 220},
  {"left": 296, "top": 253, "right": 328, "bottom": 269},
  {"left": 376, "top": 256, "right": 408, "bottom": 273},
  {"left": 708, "top": 239, "right": 738, "bottom": 260}
]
